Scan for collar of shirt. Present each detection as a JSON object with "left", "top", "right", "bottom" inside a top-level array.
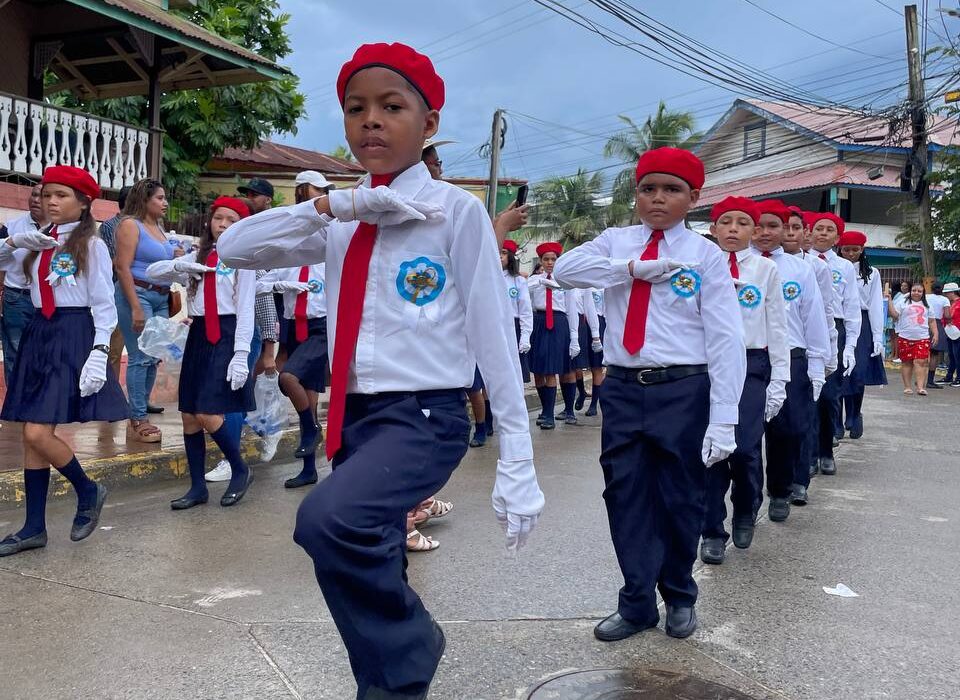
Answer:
[
  {"left": 639, "top": 220, "right": 688, "bottom": 247},
  {"left": 49, "top": 220, "right": 80, "bottom": 237},
  {"left": 817, "top": 248, "right": 837, "bottom": 261},
  {"left": 731, "top": 247, "right": 753, "bottom": 264}
]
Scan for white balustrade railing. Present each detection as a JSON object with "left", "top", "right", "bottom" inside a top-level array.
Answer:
[{"left": 0, "top": 91, "right": 149, "bottom": 189}]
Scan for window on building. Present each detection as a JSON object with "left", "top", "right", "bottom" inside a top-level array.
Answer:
[
  {"left": 743, "top": 122, "right": 766, "bottom": 160},
  {"left": 878, "top": 266, "right": 914, "bottom": 290}
]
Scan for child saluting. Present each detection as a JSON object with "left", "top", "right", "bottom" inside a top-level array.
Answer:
[{"left": 218, "top": 43, "right": 543, "bottom": 699}]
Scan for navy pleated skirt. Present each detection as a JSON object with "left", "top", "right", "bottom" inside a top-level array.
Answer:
[
  {"left": 1, "top": 307, "right": 129, "bottom": 424},
  {"left": 283, "top": 316, "right": 328, "bottom": 393},
  {"left": 932, "top": 319, "right": 949, "bottom": 353},
  {"left": 530, "top": 310, "right": 572, "bottom": 375},
  {"left": 841, "top": 310, "right": 888, "bottom": 395},
  {"left": 179, "top": 315, "right": 256, "bottom": 415},
  {"left": 573, "top": 314, "right": 606, "bottom": 369},
  {"left": 514, "top": 317, "right": 530, "bottom": 384}
]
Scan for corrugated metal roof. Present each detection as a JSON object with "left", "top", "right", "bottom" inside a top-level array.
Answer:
[{"left": 211, "top": 141, "right": 367, "bottom": 175}]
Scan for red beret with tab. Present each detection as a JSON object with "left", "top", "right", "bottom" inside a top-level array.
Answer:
[
  {"left": 502, "top": 239, "right": 518, "bottom": 254},
  {"left": 635, "top": 147, "right": 705, "bottom": 189},
  {"left": 536, "top": 241, "right": 562, "bottom": 257},
  {"left": 210, "top": 196, "right": 250, "bottom": 220},
  {"left": 838, "top": 230, "right": 867, "bottom": 247},
  {"left": 41, "top": 165, "right": 101, "bottom": 201},
  {"left": 755, "top": 199, "right": 791, "bottom": 223},
  {"left": 337, "top": 42, "right": 445, "bottom": 111},
  {"left": 804, "top": 211, "right": 845, "bottom": 235},
  {"left": 710, "top": 196, "right": 761, "bottom": 224}
]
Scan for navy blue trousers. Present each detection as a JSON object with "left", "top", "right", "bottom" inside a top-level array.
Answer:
[
  {"left": 765, "top": 353, "right": 812, "bottom": 498},
  {"left": 600, "top": 372, "right": 710, "bottom": 624},
  {"left": 703, "top": 350, "right": 770, "bottom": 541},
  {"left": 819, "top": 320, "right": 847, "bottom": 457},
  {"left": 293, "top": 390, "right": 469, "bottom": 699}
]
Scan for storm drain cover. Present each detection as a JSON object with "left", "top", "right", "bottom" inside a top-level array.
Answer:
[{"left": 525, "top": 668, "right": 760, "bottom": 699}]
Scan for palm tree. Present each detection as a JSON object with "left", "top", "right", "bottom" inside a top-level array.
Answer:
[
  {"left": 532, "top": 169, "right": 609, "bottom": 250},
  {"left": 604, "top": 101, "right": 701, "bottom": 212},
  {"left": 331, "top": 144, "right": 354, "bottom": 162}
]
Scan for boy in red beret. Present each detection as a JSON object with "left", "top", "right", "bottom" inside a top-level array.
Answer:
[
  {"left": 218, "top": 42, "right": 543, "bottom": 699},
  {"left": 555, "top": 147, "right": 746, "bottom": 640}
]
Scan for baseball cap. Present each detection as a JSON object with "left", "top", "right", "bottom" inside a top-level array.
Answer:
[
  {"left": 295, "top": 171, "right": 336, "bottom": 190},
  {"left": 423, "top": 138, "right": 455, "bottom": 151},
  {"left": 237, "top": 177, "right": 274, "bottom": 198}
]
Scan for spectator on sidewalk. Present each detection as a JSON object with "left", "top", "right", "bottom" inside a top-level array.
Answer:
[
  {"left": 888, "top": 282, "right": 938, "bottom": 395},
  {"left": 942, "top": 282, "right": 960, "bottom": 386},
  {"left": 925, "top": 281, "right": 951, "bottom": 388},
  {"left": 97, "top": 185, "right": 132, "bottom": 378}
]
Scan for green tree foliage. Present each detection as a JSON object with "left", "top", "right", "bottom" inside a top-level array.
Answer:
[
  {"left": 331, "top": 145, "right": 355, "bottom": 163},
  {"left": 533, "top": 169, "right": 609, "bottom": 250}
]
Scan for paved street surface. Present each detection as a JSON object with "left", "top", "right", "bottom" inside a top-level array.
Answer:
[{"left": 1, "top": 386, "right": 958, "bottom": 699}]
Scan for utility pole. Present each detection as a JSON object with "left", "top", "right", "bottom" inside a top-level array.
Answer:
[
  {"left": 486, "top": 109, "right": 504, "bottom": 219},
  {"left": 905, "top": 4, "right": 936, "bottom": 279}
]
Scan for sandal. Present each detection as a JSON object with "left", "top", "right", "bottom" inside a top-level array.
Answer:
[
  {"left": 423, "top": 498, "right": 453, "bottom": 520},
  {"left": 406, "top": 528, "right": 439, "bottom": 552},
  {"left": 903, "top": 388, "right": 914, "bottom": 395},
  {"left": 127, "top": 419, "right": 162, "bottom": 443},
  {"left": 917, "top": 389, "right": 928, "bottom": 396}
]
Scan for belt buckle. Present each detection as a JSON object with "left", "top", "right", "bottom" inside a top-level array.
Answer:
[{"left": 636, "top": 368, "right": 655, "bottom": 385}]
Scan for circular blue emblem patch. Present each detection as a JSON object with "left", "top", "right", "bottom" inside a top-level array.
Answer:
[
  {"left": 50, "top": 252, "right": 77, "bottom": 278},
  {"left": 397, "top": 256, "right": 446, "bottom": 306},
  {"left": 738, "top": 284, "right": 762, "bottom": 309},
  {"left": 670, "top": 268, "right": 701, "bottom": 298},
  {"left": 782, "top": 280, "right": 802, "bottom": 301},
  {"left": 216, "top": 261, "right": 233, "bottom": 276},
  {"left": 592, "top": 291, "right": 602, "bottom": 304},
  {"left": 508, "top": 286, "right": 520, "bottom": 299},
  {"left": 831, "top": 269, "right": 842, "bottom": 286},
  {"left": 308, "top": 279, "right": 323, "bottom": 294}
]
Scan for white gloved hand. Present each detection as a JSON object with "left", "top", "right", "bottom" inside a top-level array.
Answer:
[
  {"left": 701, "top": 423, "right": 736, "bottom": 468},
  {"left": 630, "top": 259, "right": 696, "bottom": 283},
  {"left": 842, "top": 346, "right": 857, "bottom": 377},
  {"left": 825, "top": 356, "right": 838, "bottom": 376},
  {"left": 492, "top": 458, "right": 544, "bottom": 555},
  {"left": 79, "top": 350, "right": 108, "bottom": 398},
  {"left": 591, "top": 338, "right": 603, "bottom": 353},
  {"left": 518, "top": 340, "right": 531, "bottom": 354},
  {"left": 226, "top": 351, "right": 249, "bottom": 391},
  {"left": 764, "top": 379, "right": 788, "bottom": 422},
  {"left": 812, "top": 378, "right": 825, "bottom": 402},
  {"left": 174, "top": 260, "right": 215, "bottom": 280},
  {"left": 11, "top": 231, "right": 58, "bottom": 251},
  {"left": 328, "top": 186, "right": 443, "bottom": 227},
  {"left": 871, "top": 341, "right": 884, "bottom": 358},
  {"left": 569, "top": 342, "right": 580, "bottom": 359},
  {"left": 273, "top": 280, "right": 313, "bottom": 294},
  {"left": 541, "top": 276, "right": 561, "bottom": 290}
]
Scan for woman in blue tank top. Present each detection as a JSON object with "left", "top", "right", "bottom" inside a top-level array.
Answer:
[{"left": 114, "top": 179, "right": 181, "bottom": 443}]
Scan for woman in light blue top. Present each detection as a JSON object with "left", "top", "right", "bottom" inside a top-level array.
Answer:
[{"left": 114, "top": 179, "right": 182, "bottom": 442}]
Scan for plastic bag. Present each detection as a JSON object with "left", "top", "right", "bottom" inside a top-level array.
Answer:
[
  {"left": 137, "top": 316, "right": 189, "bottom": 363},
  {"left": 244, "top": 373, "right": 285, "bottom": 437}
]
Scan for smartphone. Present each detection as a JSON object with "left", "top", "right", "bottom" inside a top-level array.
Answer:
[{"left": 515, "top": 184, "right": 528, "bottom": 207}]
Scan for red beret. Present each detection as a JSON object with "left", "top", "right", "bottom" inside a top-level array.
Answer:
[
  {"left": 210, "top": 196, "right": 250, "bottom": 220},
  {"left": 337, "top": 43, "right": 445, "bottom": 111},
  {"left": 838, "top": 230, "right": 867, "bottom": 247},
  {"left": 41, "top": 165, "right": 100, "bottom": 201},
  {"left": 786, "top": 205, "right": 803, "bottom": 217},
  {"left": 502, "top": 239, "right": 518, "bottom": 254},
  {"left": 755, "top": 199, "right": 791, "bottom": 223},
  {"left": 635, "top": 147, "right": 705, "bottom": 189},
  {"left": 536, "top": 241, "right": 562, "bottom": 258},
  {"left": 805, "top": 211, "right": 845, "bottom": 235},
  {"left": 710, "top": 196, "right": 760, "bottom": 224}
]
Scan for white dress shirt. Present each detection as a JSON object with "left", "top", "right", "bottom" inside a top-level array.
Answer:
[
  {"left": 147, "top": 250, "right": 255, "bottom": 354},
  {"left": 818, "top": 249, "right": 862, "bottom": 350},
  {"left": 0, "top": 220, "right": 117, "bottom": 345},
  {"left": 502, "top": 270, "right": 533, "bottom": 347},
  {"left": 553, "top": 221, "right": 746, "bottom": 425},
  {"left": 2, "top": 212, "right": 44, "bottom": 289},
  {"left": 732, "top": 249, "right": 790, "bottom": 382},
  {"left": 858, "top": 267, "right": 885, "bottom": 346},
  {"left": 528, "top": 272, "right": 577, "bottom": 345},
  {"left": 258, "top": 264, "right": 327, "bottom": 319},
  {"left": 796, "top": 251, "right": 839, "bottom": 366},
  {"left": 761, "top": 247, "right": 829, "bottom": 383},
  {"left": 215, "top": 162, "right": 539, "bottom": 498}
]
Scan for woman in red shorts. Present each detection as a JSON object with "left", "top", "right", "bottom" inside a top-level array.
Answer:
[{"left": 887, "top": 281, "right": 939, "bottom": 395}]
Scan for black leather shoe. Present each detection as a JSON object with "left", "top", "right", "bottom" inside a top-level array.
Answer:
[
  {"left": 809, "top": 461, "right": 820, "bottom": 477},
  {"left": 593, "top": 611, "right": 656, "bottom": 642},
  {"left": 284, "top": 473, "right": 318, "bottom": 489},
  {"left": 294, "top": 427, "right": 323, "bottom": 459},
  {"left": 564, "top": 413, "right": 578, "bottom": 425},
  {"left": 819, "top": 457, "right": 837, "bottom": 475},
  {"left": 555, "top": 411, "right": 567, "bottom": 420},
  {"left": 832, "top": 436, "right": 840, "bottom": 448},
  {"left": 665, "top": 605, "right": 697, "bottom": 639},
  {"left": 926, "top": 382, "right": 944, "bottom": 389},
  {"left": 575, "top": 393, "right": 586, "bottom": 411},
  {"left": 585, "top": 405, "right": 598, "bottom": 417},
  {"left": 535, "top": 414, "right": 545, "bottom": 426},
  {"left": 791, "top": 484, "right": 808, "bottom": 506},
  {"left": 849, "top": 415, "right": 864, "bottom": 439},
  {"left": 171, "top": 492, "right": 209, "bottom": 510},
  {"left": 221, "top": 472, "right": 254, "bottom": 507},
  {"left": 71, "top": 483, "right": 107, "bottom": 541},
  {"left": 700, "top": 537, "right": 725, "bottom": 565},
  {"left": 146, "top": 404, "right": 165, "bottom": 414},
  {"left": 540, "top": 417, "right": 555, "bottom": 430},
  {"left": 0, "top": 531, "right": 47, "bottom": 557},
  {"left": 731, "top": 519, "right": 755, "bottom": 549},
  {"left": 768, "top": 497, "right": 790, "bottom": 522}
]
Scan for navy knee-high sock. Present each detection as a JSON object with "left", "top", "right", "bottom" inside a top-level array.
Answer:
[
  {"left": 183, "top": 431, "right": 208, "bottom": 498},
  {"left": 483, "top": 399, "right": 493, "bottom": 432},
  {"left": 56, "top": 456, "right": 97, "bottom": 510},
  {"left": 576, "top": 376, "right": 586, "bottom": 399},
  {"left": 588, "top": 382, "right": 601, "bottom": 412},
  {"left": 13, "top": 468, "right": 50, "bottom": 539},
  {"left": 536, "top": 386, "right": 547, "bottom": 416},
  {"left": 542, "top": 385, "right": 557, "bottom": 419},
  {"left": 560, "top": 381, "right": 577, "bottom": 414},
  {"left": 297, "top": 452, "right": 318, "bottom": 480},
  {"left": 210, "top": 423, "right": 249, "bottom": 493},
  {"left": 297, "top": 407, "right": 318, "bottom": 448}
]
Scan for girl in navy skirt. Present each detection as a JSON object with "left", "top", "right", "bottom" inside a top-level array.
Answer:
[
  {"left": 258, "top": 262, "right": 328, "bottom": 487},
  {"left": 583, "top": 288, "right": 606, "bottom": 417},
  {"left": 0, "top": 166, "right": 127, "bottom": 557},
  {"left": 838, "top": 231, "right": 887, "bottom": 438},
  {"left": 147, "top": 196, "right": 256, "bottom": 510},
  {"left": 528, "top": 241, "right": 579, "bottom": 429}
]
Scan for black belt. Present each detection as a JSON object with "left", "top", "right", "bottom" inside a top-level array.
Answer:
[
  {"left": 134, "top": 279, "right": 170, "bottom": 294},
  {"left": 791, "top": 348, "right": 807, "bottom": 359},
  {"left": 606, "top": 364, "right": 708, "bottom": 385},
  {"left": 2, "top": 285, "right": 30, "bottom": 296},
  {"left": 746, "top": 348, "right": 768, "bottom": 358}
]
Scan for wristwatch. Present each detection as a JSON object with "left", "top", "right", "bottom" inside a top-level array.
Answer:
[{"left": 93, "top": 344, "right": 110, "bottom": 355}]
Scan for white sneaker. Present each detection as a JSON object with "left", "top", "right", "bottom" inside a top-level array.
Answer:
[
  {"left": 261, "top": 432, "right": 282, "bottom": 462},
  {"left": 893, "top": 358, "right": 902, "bottom": 364},
  {"left": 205, "top": 459, "right": 232, "bottom": 482}
]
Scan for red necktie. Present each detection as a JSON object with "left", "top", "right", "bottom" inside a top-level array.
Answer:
[
  {"left": 762, "top": 251, "right": 772, "bottom": 258},
  {"left": 203, "top": 250, "right": 221, "bottom": 344},
  {"left": 818, "top": 252, "right": 827, "bottom": 261},
  {"left": 545, "top": 274, "right": 554, "bottom": 330},
  {"left": 38, "top": 225, "right": 59, "bottom": 319},
  {"left": 326, "top": 173, "right": 395, "bottom": 461},
  {"left": 622, "top": 230, "right": 664, "bottom": 354},
  {"left": 294, "top": 265, "right": 310, "bottom": 342},
  {"left": 728, "top": 251, "right": 740, "bottom": 280}
]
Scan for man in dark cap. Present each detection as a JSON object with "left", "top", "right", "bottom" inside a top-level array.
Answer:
[{"left": 238, "top": 177, "right": 274, "bottom": 214}]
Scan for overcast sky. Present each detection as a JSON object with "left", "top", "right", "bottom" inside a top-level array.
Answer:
[{"left": 274, "top": 0, "right": 945, "bottom": 185}]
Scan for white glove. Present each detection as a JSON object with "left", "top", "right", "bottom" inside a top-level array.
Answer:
[
  {"left": 842, "top": 346, "right": 857, "bottom": 377},
  {"left": 491, "top": 456, "right": 545, "bottom": 555},
  {"left": 226, "top": 351, "right": 249, "bottom": 391},
  {"left": 825, "top": 355, "right": 838, "bottom": 376},
  {"left": 871, "top": 341, "right": 884, "bottom": 358},
  {"left": 542, "top": 276, "right": 561, "bottom": 290},
  {"left": 569, "top": 342, "right": 580, "bottom": 358},
  {"left": 174, "top": 260, "right": 215, "bottom": 280},
  {"left": 812, "top": 378, "right": 825, "bottom": 402},
  {"left": 630, "top": 259, "right": 696, "bottom": 283},
  {"left": 79, "top": 350, "right": 108, "bottom": 398},
  {"left": 764, "top": 379, "right": 787, "bottom": 422},
  {"left": 273, "top": 280, "right": 313, "bottom": 294},
  {"left": 518, "top": 340, "right": 531, "bottom": 354},
  {"left": 11, "top": 231, "right": 58, "bottom": 251},
  {"left": 328, "top": 186, "right": 443, "bottom": 227},
  {"left": 591, "top": 338, "right": 603, "bottom": 353},
  {"left": 701, "top": 423, "right": 736, "bottom": 468}
]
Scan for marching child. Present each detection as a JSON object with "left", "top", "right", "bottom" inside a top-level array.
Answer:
[
  {"left": 146, "top": 196, "right": 256, "bottom": 510},
  {"left": 217, "top": 42, "right": 543, "bottom": 699},
  {"left": 700, "top": 197, "right": 788, "bottom": 565},
  {"left": 502, "top": 238, "right": 533, "bottom": 384},
  {"left": 555, "top": 147, "right": 746, "bottom": 641},
  {"left": 0, "top": 165, "right": 127, "bottom": 557}
]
